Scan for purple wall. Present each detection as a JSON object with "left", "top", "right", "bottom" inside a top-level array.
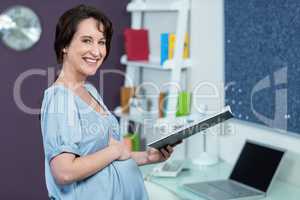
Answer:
[{"left": 0, "top": 1, "right": 129, "bottom": 199}]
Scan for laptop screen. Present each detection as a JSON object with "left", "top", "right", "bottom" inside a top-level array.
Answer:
[{"left": 229, "top": 141, "right": 285, "bottom": 192}]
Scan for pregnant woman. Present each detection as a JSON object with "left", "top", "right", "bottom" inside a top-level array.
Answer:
[{"left": 40, "top": 4, "right": 176, "bottom": 200}]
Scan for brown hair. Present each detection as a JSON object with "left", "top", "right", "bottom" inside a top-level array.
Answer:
[{"left": 54, "top": 4, "right": 113, "bottom": 64}]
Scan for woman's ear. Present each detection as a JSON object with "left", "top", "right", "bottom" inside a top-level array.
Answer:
[{"left": 62, "top": 48, "right": 67, "bottom": 53}]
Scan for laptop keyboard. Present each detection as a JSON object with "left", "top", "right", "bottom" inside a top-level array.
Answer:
[
  {"left": 184, "top": 180, "right": 263, "bottom": 200},
  {"left": 208, "top": 180, "right": 261, "bottom": 197},
  {"left": 185, "top": 182, "right": 234, "bottom": 200}
]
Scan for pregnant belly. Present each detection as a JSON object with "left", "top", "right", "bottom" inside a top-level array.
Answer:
[
  {"left": 112, "top": 159, "right": 147, "bottom": 198},
  {"left": 113, "top": 158, "right": 144, "bottom": 182},
  {"left": 75, "top": 159, "right": 147, "bottom": 200}
]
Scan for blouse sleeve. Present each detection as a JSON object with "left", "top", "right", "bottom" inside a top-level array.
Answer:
[{"left": 41, "top": 87, "right": 82, "bottom": 162}]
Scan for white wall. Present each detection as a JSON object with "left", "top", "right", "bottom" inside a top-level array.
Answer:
[
  {"left": 187, "top": 0, "right": 224, "bottom": 161},
  {"left": 189, "top": 0, "right": 300, "bottom": 187}
]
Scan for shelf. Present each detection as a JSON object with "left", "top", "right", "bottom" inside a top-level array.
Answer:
[
  {"left": 114, "top": 107, "right": 159, "bottom": 124},
  {"left": 120, "top": 55, "right": 191, "bottom": 71},
  {"left": 114, "top": 107, "right": 206, "bottom": 125},
  {"left": 127, "top": 1, "right": 189, "bottom": 12}
]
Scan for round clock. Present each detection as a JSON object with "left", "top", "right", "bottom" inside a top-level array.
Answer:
[{"left": 0, "top": 5, "right": 42, "bottom": 51}]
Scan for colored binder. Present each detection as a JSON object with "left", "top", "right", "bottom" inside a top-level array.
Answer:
[
  {"left": 160, "top": 32, "right": 189, "bottom": 65},
  {"left": 183, "top": 33, "right": 189, "bottom": 59},
  {"left": 160, "top": 33, "right": 169, "bottom": 65},
  {"left": 176, "top": 91, "right": 191, "bottom": 117},
  {"left": 168, "top": 33, "right": 176, "bottom": 59},
  {"left": 124, "top": 28, "right": 149, "bottom": 61}
]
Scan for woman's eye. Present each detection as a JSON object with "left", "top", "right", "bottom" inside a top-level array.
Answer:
[
  {"left": 98, "top": 41, "right": 106, "bottom": 46},
  {"left": 83, "top": 39, "right": 92, "bottom": 44}
]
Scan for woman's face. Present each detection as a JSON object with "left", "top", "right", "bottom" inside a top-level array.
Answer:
[{"left": 63, "top": 17, "right": 107, "bottom": 77}]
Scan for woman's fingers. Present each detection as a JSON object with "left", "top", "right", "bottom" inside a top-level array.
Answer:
[
  {"left": 109, "top": 137, "right": 131, "bottom": 161},
  {"left": 160, "top": 148, "right": 170, "bottom": 159},
  {"left": 166, "top": 145, "right": 174, "bottom": 154}
]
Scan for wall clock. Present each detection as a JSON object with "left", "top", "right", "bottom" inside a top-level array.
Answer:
[{"left": 0, "top": 5, "right": 42, "bottom": 51}]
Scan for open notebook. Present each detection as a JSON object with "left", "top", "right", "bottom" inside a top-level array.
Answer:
[{"left": 148, "top": 106, "right": 233, "bottom": 149}]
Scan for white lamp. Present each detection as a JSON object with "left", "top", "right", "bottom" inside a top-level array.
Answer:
[
  {"left": 192, "top": 131, "right": 219, "bottom": 166},
  {"left": 192, "top": 105, "right": 219, "bottom": 166}
]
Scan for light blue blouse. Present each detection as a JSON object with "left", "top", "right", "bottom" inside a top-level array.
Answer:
[{"left": 40, "top": 83, "right": 148, "bottom": 200}]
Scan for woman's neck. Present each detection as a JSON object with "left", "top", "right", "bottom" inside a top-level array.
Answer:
[{"left": 56, "top": 64, "right": 86, "bottom": 90}]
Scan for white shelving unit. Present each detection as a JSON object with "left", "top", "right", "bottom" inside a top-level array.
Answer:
[
  {"left": 127, "top": 0, "right": 187, "bottom": 11},
  {"left": 123, "top": 0, "right": 190, "bottom": 108},
  {"left": 120, "top": 55, "right": 191, "bottom": 70},
  {"left": 117, "top": 0, "right": 192, "bottom": 157}
]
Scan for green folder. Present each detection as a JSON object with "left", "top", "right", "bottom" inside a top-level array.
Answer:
[{"left": 176, "top": 91, "right": 191, "bottom": 117}]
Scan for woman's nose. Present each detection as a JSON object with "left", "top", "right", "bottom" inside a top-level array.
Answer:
[{"left": 90, "top": 45, "right": 101, "bottom": 57}]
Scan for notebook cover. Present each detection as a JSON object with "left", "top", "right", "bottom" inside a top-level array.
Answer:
[
  {"left": 160, "top": 33, "right": 169, "bottom": 65},
  {"left": 124, "top": 28, "right": 149, "bottom": 61}
]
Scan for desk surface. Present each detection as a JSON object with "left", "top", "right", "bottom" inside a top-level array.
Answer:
[{"left": 139, "top": 160, "right": 300, "bottom": 200}]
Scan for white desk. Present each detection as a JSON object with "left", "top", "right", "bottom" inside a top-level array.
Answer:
[{"left": 140, "top": 160, "right": 300, "bottom": 200}]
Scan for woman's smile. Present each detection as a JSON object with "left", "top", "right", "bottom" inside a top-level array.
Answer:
[{"left": 82, "top": 56, "right": 100, "bottom": 67}]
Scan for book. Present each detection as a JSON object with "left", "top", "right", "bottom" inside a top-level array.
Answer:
[
  {"left": 168, "top": 33, "right": 189, "bottom": 60},
  {"left": 183, "top": 33, "right": 189, "bottom": 59},
  {"left": 168, "top": 33, "right": 176, "bottom": 59},
  {"left": 160, "top": 33, "right": 169, "bottom": 65},
  {"left": 159, "top": 92, "right": 169, "bottom": 118},
  {"left": 124, "top": 28, "right": 149, "bottom": 61},
  {"left": 148, "top": 106, "right": 234, "bottom": 149},
  {"left": 160, "top": 32, "right": 189, "bottom": 65},
  {"left": 120, "top": 86, "right": 135, "bottom": 113},
  {"left": 176, "top": 91, "right": 191, "bottom": 117}
]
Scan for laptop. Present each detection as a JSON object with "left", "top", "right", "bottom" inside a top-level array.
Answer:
[{"left": 183, "top": 140, "right": 286, "bottom": 200}]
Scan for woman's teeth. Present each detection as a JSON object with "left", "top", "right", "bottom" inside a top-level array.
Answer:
[{"left": 84, "top": 58, "right": 97, "bottom": 63}]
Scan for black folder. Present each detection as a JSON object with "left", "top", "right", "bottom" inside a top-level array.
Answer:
[{"left": 148, "top": 107, "right": 234, "bottom": 149}]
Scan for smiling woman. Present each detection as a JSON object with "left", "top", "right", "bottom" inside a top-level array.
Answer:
[
  {"left": 40, "top": 4, "right": 177, "bottom": 200},
  {"left": 60, "top": 18, "right": 107, "bottom": 77}
]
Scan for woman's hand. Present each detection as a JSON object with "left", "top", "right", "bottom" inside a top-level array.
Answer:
[
  {"left": 146, "top": 140, "right": 183, "bottom": 164},
  {"left": 146, "top": 145, "right": 174, "bottom": 164},
  {"left": 130, "top": 141, "right": 183, "bottom": 165},
  {"left": 109, "top": 137, "right": 131, "bottom": 161}
]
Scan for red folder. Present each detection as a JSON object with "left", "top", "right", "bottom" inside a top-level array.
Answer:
[{"left": 124, "top": 28, "right": 149, "bottom": 61}]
